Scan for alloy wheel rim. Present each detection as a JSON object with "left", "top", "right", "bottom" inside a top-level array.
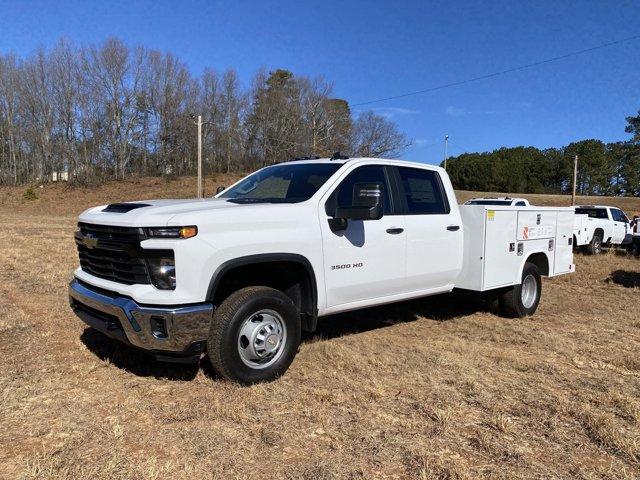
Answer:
[
  {"left": 521, "top": 274, "right": 537, "bottom": 309},
  {"left": 237, "top": 309, "right": 287, "bottom": 369}
]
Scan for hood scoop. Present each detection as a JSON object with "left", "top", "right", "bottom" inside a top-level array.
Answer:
[{"left": 102, "top": 202, "right": 152, "bottom": 213}]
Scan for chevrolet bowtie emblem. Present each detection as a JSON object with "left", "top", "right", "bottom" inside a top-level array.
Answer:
[{"left": 82, "top": 234, "right": 99, "bottom": 249}]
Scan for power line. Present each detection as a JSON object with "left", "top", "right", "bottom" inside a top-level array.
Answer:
[{"left": 354, "top": 34, "right": 640, "bottom": 107}]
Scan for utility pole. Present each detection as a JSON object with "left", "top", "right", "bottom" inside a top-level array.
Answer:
[
  {"left": 443, "top": 134, "right": 449, "bottom": 170},
  {"left": 197, "top": 115, "right": 203, "bottom": 199},
  {"left": 191, "top": 114, "right": 210, "bottom": 198},
  {"left": 571, "top": 154, "right": 578, "bottom": 206}
]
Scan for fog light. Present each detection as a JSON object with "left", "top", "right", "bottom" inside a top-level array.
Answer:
[
  {"left": 150, "top": 316, "right": 168, "bottom": 339},
  {"left": 147, "top": 257, "right": 176, "bottom": 290}
]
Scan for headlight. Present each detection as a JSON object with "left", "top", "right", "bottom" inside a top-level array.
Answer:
[
  {"left": 147, "top": 226, "right": 197, "bottom": 239},
  {"left": 147, "top": 256, "right": 176, "bottom": 290}
]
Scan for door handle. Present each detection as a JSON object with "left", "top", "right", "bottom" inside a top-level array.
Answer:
[
  {"left": 446, "top": 225, "right": 460, "bottom": 231},
  {"left": 386, "top": 227, "right": 404, "bottom": 235}
]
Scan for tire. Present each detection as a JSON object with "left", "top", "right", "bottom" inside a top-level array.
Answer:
[
  {"left": 207, "top": 286, "right": 301, "bottom": 384},
  {"left": 498, "top": 262, "right": 542, "bottom": 318},
  {"left": 587, "top": 233, "right": 603, "bottom": 255}
]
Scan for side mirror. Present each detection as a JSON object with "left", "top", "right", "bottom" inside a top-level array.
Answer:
[
  {"left": 335, "top": 182, "right": 383, "bottom": 221},
  {"left": 215, "top": 186, "right": 226, "bottom": 195}
]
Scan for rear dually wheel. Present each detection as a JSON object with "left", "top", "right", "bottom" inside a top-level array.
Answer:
[{"left": 498, "top": 262, "right": 542, "bottom": 318}]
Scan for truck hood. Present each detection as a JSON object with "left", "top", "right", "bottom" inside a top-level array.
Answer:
[{"left": 78, "top": 198, "right": 245, "bottom": 227}]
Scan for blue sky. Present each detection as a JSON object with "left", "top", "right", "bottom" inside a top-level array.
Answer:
[{"left": 1, "top": 0, "right": 638, "bottom": 164}]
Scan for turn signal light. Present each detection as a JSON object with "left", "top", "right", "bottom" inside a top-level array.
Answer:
[{"left": 179, "top": 226, "right": 198, "bottom": 239}]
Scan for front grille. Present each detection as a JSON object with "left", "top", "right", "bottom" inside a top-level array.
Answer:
[{"left": 75, "top": 223, "right": 153, "bottom": 285}]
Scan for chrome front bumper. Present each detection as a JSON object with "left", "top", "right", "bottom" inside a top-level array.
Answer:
[{"left": 69, "top": 279, "right": 214, "bottom": 359}]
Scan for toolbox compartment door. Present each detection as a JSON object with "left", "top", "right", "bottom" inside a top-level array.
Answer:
[
  {"left": 516, "top": 211, "right": 557, "bottom": 241},
  {"left": 483, "top": 209, "right": 520, "bottom": 290},
  {"left": 553, "top": 211, "right": 574, "bottom": 274}
]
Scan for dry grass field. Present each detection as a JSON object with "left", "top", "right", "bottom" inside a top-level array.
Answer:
[{"left": 1, "top": 176, "right": 639, "bottom": 479}]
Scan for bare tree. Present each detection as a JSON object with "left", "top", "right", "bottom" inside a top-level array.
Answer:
[
  {"left": 83, "top": 38, "right": 146, "bottom": 179},
  {"left": 145, "top": 49, "right": 196, "bottom": 175},
  {"left": 0, "top": 37, "right": 412, "bottom": 186},
  {"left": 0, "top": 54, "right": 21, "bottom": 184},
  {"left": 219, "top": 70, "right": 246, "bottom": 172},
  {"left": 50, "top": 39, "right": 82, "bottom": 179},
  {"left": 351, "top": 111, "right": 410, "bottom": 158},
  {"left": 20, "top": 49, "right": 56, "bottom": 181}
]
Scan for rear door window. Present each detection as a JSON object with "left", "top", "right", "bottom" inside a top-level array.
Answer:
[
  {"left": 397, "top": 167, "right": 450, "bottom": 215},
  {"left": 575, "top": 208, "right": 608, "bottom": 219}
]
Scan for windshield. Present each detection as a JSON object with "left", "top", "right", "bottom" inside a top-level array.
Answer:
[
  {"left": 466, "top": 200, "right": 512, "bottom": 206},
  {"left": 220, "top": 163, "right": 342, "bottom": 204}
]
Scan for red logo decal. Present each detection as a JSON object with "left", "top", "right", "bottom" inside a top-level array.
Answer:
[{"left": 522, "top": 226, "right": 529, "bottom": 239}]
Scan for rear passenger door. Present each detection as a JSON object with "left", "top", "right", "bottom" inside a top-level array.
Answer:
[{"left": 394, "top": 166, "right": 463, "bottom": 292}]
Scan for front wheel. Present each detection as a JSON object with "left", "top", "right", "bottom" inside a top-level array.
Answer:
[
  {"left": 498, "top": 262, "right": 542, "bottom": 318},
  {"left": 587, "top": 233, "right": 603, "bottom": 255},
  {"left": 207, "top": 286, "right": 301, "bottom": 384}
]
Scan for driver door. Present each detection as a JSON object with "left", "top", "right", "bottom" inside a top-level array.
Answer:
[
  {"left": 611, "top": 208, "right": 628, "bottom": 243},
  {"left": 319, "top": 165, "right": 406, "bottom": 310}
]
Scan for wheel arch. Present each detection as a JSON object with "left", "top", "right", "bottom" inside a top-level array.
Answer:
[
  {"left": 207, "top": 253, "right": 318, "bottom": 332},
  {"left": 521, "top": 250, "right": 551, "bottom": 280}
]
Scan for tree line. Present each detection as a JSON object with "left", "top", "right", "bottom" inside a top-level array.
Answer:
[
  {"left": 444, "top": 112, "right": 640, "bottom": 197},
  {"left": 0, "top": 38, "right": 409, "bottom": 185}
]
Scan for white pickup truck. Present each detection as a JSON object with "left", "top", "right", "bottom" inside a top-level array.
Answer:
[
  {"left": 573, "top": 205, "right": 633, "bottom": 254},
  {"left": 69, "top": 157, "right": 575, "bottom": 383},
  {"left": 464, "top": 197, "right": 530, "bottom": 207}
]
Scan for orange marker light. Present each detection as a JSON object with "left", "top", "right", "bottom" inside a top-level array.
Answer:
[{"left": 179, "top": 226, "right": 198, "bottom": 238}]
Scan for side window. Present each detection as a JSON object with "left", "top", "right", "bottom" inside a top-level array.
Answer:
[
  {"left": 325, "top": 165, "right": 392, "bottom": 216},
  {"left": 397, "top": 167, "right": 450, "bottom": 215},
  {"left": 515, "top": 201, "right": 526, "bottom": 207},
  {"left": 611, "top": 209, "right": 627, "bottom": 222},
  {"left": 576, "top": 208, "right": 608, "bottom": 219},
  {"left": 611, "top": 209, "right": 620, "bottom": 222}
]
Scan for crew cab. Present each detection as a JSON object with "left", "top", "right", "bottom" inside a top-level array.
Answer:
[
  {"left": 464, "top": 197, "right": 530, "bottom": 207},
  {"left": 573, "top": 205, "right": 632, "bottom": 254},
  {"left": 69, "top": 158, "right": 575, "bottom": 384}
]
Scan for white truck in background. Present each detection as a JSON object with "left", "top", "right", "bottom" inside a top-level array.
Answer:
[
  {"left": 69, "top": 157, "right": 575, "bottom": 384},
  {"left": 464, "top": 197, "right": 530, "bottom": 207},
  {"left": 573, "top": 205, "right": 632, "bottom": 254}
]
